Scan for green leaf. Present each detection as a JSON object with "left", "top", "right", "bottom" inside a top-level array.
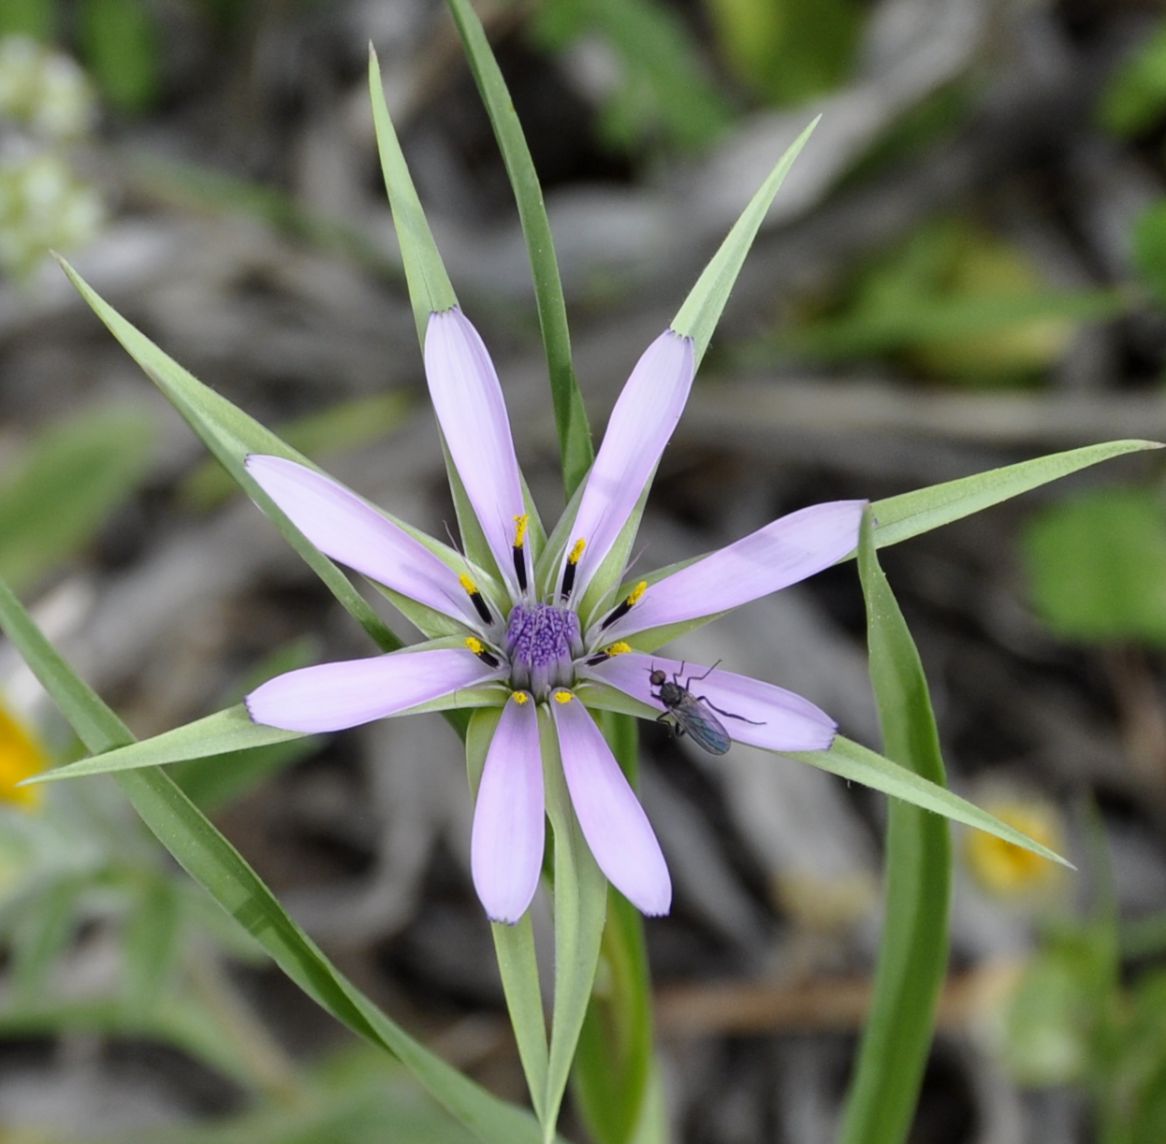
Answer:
[
  {"left": 181, "top": 392, "right": 413, "bottom": 511},
  {"left": 0, "top": 576, "right": 546, "bottom": 1144},
  {"left": 671, "top": 117, "right": 818, "bottom": 366},
  {"left": 1023, "top": 486, "right": 1166, "bottom": 646},
  {"left": 786, "top": 736, "right": 1069, "bottom": 866},
  {"left": 24, "top": 705, "right": 303, "bottom": 785},
  {"left": 28, "top": 677, "right": 505, "bottom": 787},
  {"left": 55, "top": 257, "right": 403, "bottom": 655},
  {"left": 870, "top": 440, "right": 1163, "bottom": 551},
  {"left": 445, "top": 0, "right": 594, "bottom": 496},
  {"left": 839, "top": 510, "right": 951, "bottom": 1144},
  {"left": 540, "top": 705, "right": 608, "bottom": 1142},
  {"left": 0, "top": 407, "right": 154, "bottom": 591},
  {"left": 595, "top": 440, "right": 1163, "bottom": 654},
  {"left": 467, "top": 708, "right": 550, "bottom": 1128},
  {"left": 368, "top": 46, "right": 458, "bottom": 345},
  {"left": 571, "top": 713, "right": 655, "bottom": 1144},
  {"left": 371, "top": 44, "right": 539, "bottom": 566}
]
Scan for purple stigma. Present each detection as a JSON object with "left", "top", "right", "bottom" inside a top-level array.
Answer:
[{"left": 506, "top": 604, "right": 581, "bottom": 697}]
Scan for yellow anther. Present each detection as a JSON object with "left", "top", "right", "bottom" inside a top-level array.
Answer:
[
  {"left": 553, "top": 689, "right": 574, "bottom": 704},
  {"left": 605, "top": 642, "right": 633, "bottom": 657},
  {"left": 512, "top": 514, "right": 529, "bottom": 549},
  {"left": 464, "top": 637, "right": 485, "bottom": 655},
  {"left": 458, "top": 573, "right": 479, "bottom": 596},
  {"left": 567, "top": 538, "right": 586, "bottom": 565},
  {"left": 512, "top": 691, "right": 531, "bottom": 705},
  {"left": 625, "top": 580, "right": 648, "bottom": 606}
]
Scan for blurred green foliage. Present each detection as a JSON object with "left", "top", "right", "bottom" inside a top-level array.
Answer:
[
  {"left": 0, "top": 0, "right": 53, "bottom": 39},
  {"left": 77, "top": 0, "right": 158, "bottom": 114},
  {"left": 705, "top": 0, "right": 863, "bottom": 106},
  {"left": 776, "top": 219, "right": 1123, "bottom": 384},
  {"left": 114, "top": 1048, "right": 481, "bottom": 1144},
  {"left": 1099, "top": 20, "right": 1166, "bottom": 138},
  {"left": 1132, "top": 199, "right": 1166, "bottom": 307},
  {"left": 530, "top": 0, "right": 734, "bottom": 152},
  {"left": 1000, "top": 905, "right": 1166, "bottom": 1144},
  {"left": 0, "top": 408, "right": 154, "bottom": 591},
  {"left": 1022, "top": 487, "right": 1166, "bottom": 647}
]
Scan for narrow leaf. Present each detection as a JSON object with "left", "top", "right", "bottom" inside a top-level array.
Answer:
[
  {"left": 672, "top": 117, "right": 819, "bottom": 365},
  {"left": 445, "top": 0, "right": 594, "bottom": 496},
  {"left": 368, "top": 45, "right": 457, "bottom": 344},
  {"left": 572, "top": 713, "right": 655, "bottom": 1144},
  {"left": 24, "top": 706, "right": 302, "bottom": 785},
  {"left": 785, "top": 736, "right": 1070, "bottom": 866},
  {"left": 467, "top": 708, "right": 550, "bottom": 1127},
  {"left": 370, "top": 47, "right": 526, "bottom": 577},
  {"left": 55, "top": 257, "right": 402, "bottom": 654},
  {"left": 871, "top": 440, "right": 1162, "bottom": 551},
  {"left": 540, "top": 707, "right": 608, "bottom": 1142},
  {"left": 0, "top": 577, "right": 546, "bottom": 1144},
  {"left": 839, "top": 509, "right": 951, "bottom": 1144}
]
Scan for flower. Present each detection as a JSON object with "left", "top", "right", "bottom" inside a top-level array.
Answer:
[
  {"left": 0, "top": 697, "right": 47, "bottom": 810},
  {"left": 245, "top": 307, "right": 864, "bottom": 923},
  {"left": 965, "top": 791, "right": 1065, "bottom": 899}
]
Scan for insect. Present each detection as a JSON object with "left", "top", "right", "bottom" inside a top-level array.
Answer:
[{"left": 647, "top": 662, "right": 764, "bottom": 756}]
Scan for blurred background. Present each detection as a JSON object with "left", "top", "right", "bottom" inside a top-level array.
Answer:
[{"left": 2, "top": 0, "right": 1166, "bottom": 1141}]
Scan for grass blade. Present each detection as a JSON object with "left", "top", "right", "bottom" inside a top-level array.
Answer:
[
  {"left": 445, "top": 0, "right": 594, "bottom": 496},
  {"left": 368, "top": 46, "right": 457, "bottom": 344},
  {"left": 467, "top": 708, "right": 550, "bottom": 1127},
  {"left": 839, "top": 509, "right": 952, "bottom": 1143},
  {"left": 672, "top": 118, "right": 818, "bottom": 366},
  {"left": 22, "top": 705, "right": 303, "bottom": 785},
  {"left": 540, "top": 707, "right": 608, "bottom": 1142},
  {"left": 871, "top": 440, "right": 1162, "bottom": 550},
  {"left": 785, "top": 736, "right": 1068, "bottom": 866},
  {"left": 571, "top": 713, "right": 656, "bottom": 1144}
]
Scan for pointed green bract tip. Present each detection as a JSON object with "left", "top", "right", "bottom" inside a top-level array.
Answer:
[{"left": 672, "top": 116, "right": 820, "bottom": 365}]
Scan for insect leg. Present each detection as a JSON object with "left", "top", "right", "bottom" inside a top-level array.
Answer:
[
  {"left": 697, "top": 695, "right": 765, "bottom": 726},
  {"left": 682, "top": 659, "right": 722, "bottom": 689}
]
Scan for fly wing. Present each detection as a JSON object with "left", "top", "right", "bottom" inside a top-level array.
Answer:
[{"left": 675, "top": 696, "right": 731, "bottom": 755}]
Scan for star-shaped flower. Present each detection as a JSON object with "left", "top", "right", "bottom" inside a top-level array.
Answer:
[{"left": 245, "top": 307, "right": 863, "bottom": 923}]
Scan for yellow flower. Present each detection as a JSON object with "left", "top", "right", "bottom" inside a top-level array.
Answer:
[
  {"left": 0, "top": 699, "right": 47, "bottom": 810},
  {"left": 966, "top": 796, "right": 1065, "bottom": 898}
]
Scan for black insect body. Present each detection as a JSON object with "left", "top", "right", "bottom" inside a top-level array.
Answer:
[{"left": 648, "top": 663, "right": 764, "bottom": 756}]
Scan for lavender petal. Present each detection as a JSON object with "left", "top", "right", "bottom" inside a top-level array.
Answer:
[
  {"left": 471, "top": 695, "right": 544, "bottom": 923},
  {"left": 551, "top": 693, "right": 671, "bottom": 915},
  {"left": 246, "top": 648, "right": 500, "bottom": 733}
]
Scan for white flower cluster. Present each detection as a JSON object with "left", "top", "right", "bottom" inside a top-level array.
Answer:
[{"left": 0, "top": 36, "right": 103, "bottom": 280}]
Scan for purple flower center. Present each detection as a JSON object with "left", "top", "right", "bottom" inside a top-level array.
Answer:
[{"left": 506, "top": 603, "right": 581, "bottom": 697}]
